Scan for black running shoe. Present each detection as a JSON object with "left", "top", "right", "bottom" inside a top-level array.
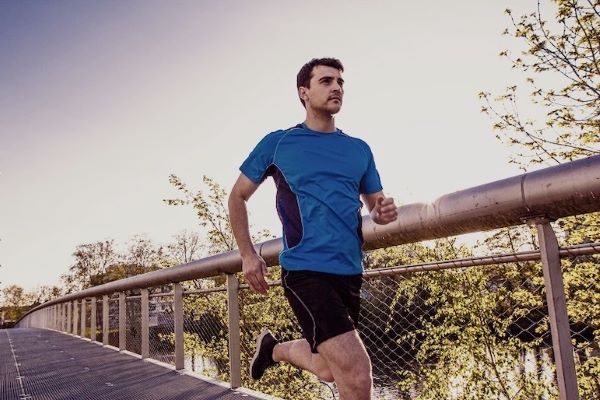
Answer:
[{"left": 250, "top": 330, "right": 279, "bottom": 380}]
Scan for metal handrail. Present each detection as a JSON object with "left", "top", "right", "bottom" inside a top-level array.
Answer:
[
  {"left": 14, "top": 154, "right": 600, "bottom": 400},
  {"left": 20, "top": 154, "right": 600, "bottom": 313},
  {"left": 363, "top": 241, "right": 600, "bottom": 277}
]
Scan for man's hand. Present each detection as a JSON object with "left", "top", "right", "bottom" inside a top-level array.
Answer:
[
  {"left": 229, "top": 173, "right": 268, "bottom": 294},
  {"left": 370, "top": 196, "right": 398, "bottom": 225},
  {"left": 242, "top": 253, "right": 269, "bottom": 295}
]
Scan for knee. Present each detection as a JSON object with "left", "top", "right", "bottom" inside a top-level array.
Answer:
[
  {"left": 349, "top": 364, "right": 372, "bottom": 389},
  {"left": 340, "top": 359, "right": 372, "bottom": 391}
]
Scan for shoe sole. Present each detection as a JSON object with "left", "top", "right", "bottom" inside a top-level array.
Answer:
[{"left": 250, "top": 330, "right": 271, "bottom": 380}]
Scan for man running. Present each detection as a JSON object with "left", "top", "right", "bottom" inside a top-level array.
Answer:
[{"left": 228, "top": 57, "right": 397, "bottom": 400}]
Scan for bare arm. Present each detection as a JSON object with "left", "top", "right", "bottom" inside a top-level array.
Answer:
[
  {"left": 228, "top": 173, "right": 269, "bottom": 294},
  {"left": 361, "top": 191, "right": 398, "bottom": 225}
]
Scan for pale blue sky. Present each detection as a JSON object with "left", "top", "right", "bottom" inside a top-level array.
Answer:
[{"left": 1, "top": 1, "right": 531, "bottom": 290}]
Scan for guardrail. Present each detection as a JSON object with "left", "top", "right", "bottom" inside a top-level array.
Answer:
[{"left": 16, "top": 155, "right": 600, "bottom": 400}]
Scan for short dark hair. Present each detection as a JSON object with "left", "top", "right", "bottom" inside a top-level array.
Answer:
[{"left": 296, "top": 57, "right": 344, "bottom": 107}]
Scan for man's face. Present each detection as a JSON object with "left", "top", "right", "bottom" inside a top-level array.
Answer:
[{"left": 300, "top": 65, "right": 344, "bottom": 114}]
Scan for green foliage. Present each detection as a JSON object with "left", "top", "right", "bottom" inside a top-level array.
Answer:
[
  {"left": 479, "top": 3, "right": 600, "bottom": 396},
  {"left": 165, "top": 175, "right": 237, "bottom": 254},
  {"left": 1, "top": 284, "right": 61, "bottom": 322},
  {"left": 61, "top": 240, "right": 118, "bottom": 292},
  {"left": 480, "top": 0, "right": 599, "bottom": 168},
  {"left": 1, "top": 284, "right": 31, "bottom": 321},
  {"left": 362, "top": 239, "right": 561, "bottom": 399}
]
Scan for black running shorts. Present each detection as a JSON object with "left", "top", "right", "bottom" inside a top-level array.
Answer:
[{"left": 281, "top": 268, "right": 362, "bottom": 353}]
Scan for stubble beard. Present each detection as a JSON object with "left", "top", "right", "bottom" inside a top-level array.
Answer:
[{"left": 316, "top": 101, "right": 342, "bottom": 116}]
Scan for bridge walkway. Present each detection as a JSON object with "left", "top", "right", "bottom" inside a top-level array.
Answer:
[{"left": 1, "top": 328, "right": 266, "bottom": 400}]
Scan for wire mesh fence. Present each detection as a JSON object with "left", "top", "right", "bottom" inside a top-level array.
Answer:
[
  {"left": 73, "top": 302, "right": 77, "bottom": 335},
  {"left": 95, "top": 298, "right": 103, "bottom": 342},
  {"left": 149, "top": 292, "right": 175, "bottom": 365},
  {"left": 83, "top": 299, "right": 91, "bottom": 339},
  {"left": 361, "top": 261, "right": 556, "bottom": 400},
  {"left": 16, "top": 242, "right": 600, "bottom": 400},
  {"left": 108, "top": 298, "right": 119, "bottom": 348},
  {"left": 126, "top": 296, "right": 142, "bottom": 354},
  {"left": 564, "top": 254, "right": 600, "bottom": 400},
  {"left": 182, "top": 290, "right": 229, "bottom": 379}
]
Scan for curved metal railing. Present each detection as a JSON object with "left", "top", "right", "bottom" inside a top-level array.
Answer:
[{"left": 15, "top": 154, "right": 600, "bottom": 400}]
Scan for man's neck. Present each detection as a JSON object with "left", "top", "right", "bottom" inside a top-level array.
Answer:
[{"left": 303, "top": 111, "right": 336, "bottom": 133}]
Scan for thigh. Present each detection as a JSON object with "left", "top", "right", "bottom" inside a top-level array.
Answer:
[{"left": 317, "top": 330, "right": 371, "bottom": 375}]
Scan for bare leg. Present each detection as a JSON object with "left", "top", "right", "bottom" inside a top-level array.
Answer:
[
  {"left": 317, "top": 330, "right": 372, "bottom": 400},
  {"left": 272, "top": 338, "right": 334, "bottom": 382}
]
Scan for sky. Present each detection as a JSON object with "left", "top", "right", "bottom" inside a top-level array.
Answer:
[{"left": 1, "top": 0, "right": 532, "bottom": 291}]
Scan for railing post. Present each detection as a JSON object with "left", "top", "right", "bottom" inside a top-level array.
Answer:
[
  {"left": 91, "top": 297, "right": 97, "bottom": 342},
  {"left": 533, "top": 219, "right": 579, "bottom": 400},
  {"left": 174, "top": 283, "right": 184, "bottom": 370},
  {"left": 72, "top": 300, "right": 78, "bottom": 335},
  {"left": 81, "top": 299, "right": 86, "bottom": 338},
  {"left": 69, "top": 301, "right": 73, "bottom": 334},
  {"left": 141, "top": 288, "right": 150, "bottom": 359},
  {"left": 227, "top": 274, "right": 241, "bottom": 388},
  {"left": 66, "top": 302, "right": 71, "bottom": 333},
  {"left": 63, "top": 303, "right": 66, "bottom": 332},
  {"left": 119, "top": 292, "right": 126, "bottom": 351},
  {"left": 102, "top": 295, "right": 109, "bottom": 345}
]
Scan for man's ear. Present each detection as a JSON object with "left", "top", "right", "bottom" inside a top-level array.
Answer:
[{"left": 298, "top": 87, "right": 308, "bottom": 103}]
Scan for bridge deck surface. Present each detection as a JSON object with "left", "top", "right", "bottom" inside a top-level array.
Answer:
[{"left": 1, "top": 328, "right": 265, "bottom": 400}]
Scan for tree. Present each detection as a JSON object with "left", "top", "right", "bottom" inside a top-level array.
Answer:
[
  {"left": 122, "top": 234, "right": 165, "bottom": 276},
  {"left": 61, "top": 240, "right": 118, "bottom": 292},
  {"left": 1, "top": 284, "right": 32, "bottom": 321},
  {"left": 480, "top": 0, "right": 599, "bottom": 169},
  {"left": 480, "top": 1, "right": 600, "bottom": 397},
  {"left": 29, "top": 285, "right": 62, "bottom": 306},
  {"left": 164, "top": 175, "right": 237, "bottom": 254},
  {"left": 166, "top": 230, "right": 205, "bottom": 266}
]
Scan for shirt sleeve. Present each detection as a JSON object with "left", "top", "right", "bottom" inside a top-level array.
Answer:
[
  {"left": 239, "top": 131, "right": 281, "bottom": 184},
  {"left": 359, "top": 143, "right": 383, "bottom": 194}
]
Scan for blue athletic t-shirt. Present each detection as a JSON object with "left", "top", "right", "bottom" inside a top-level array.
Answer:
[{"left": 240, "top": 123, "right": 383, "bottom": 275}]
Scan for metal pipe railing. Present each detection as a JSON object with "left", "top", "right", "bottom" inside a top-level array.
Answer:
[
  {"left": 21, "top": 154, "right": 600, "bottom": 311},
  {"left": 363, "top": 242, "right": 600, "bottom": 277},
  {"left": 15, "top": 154, "right": 600, "bottom": 400}
]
